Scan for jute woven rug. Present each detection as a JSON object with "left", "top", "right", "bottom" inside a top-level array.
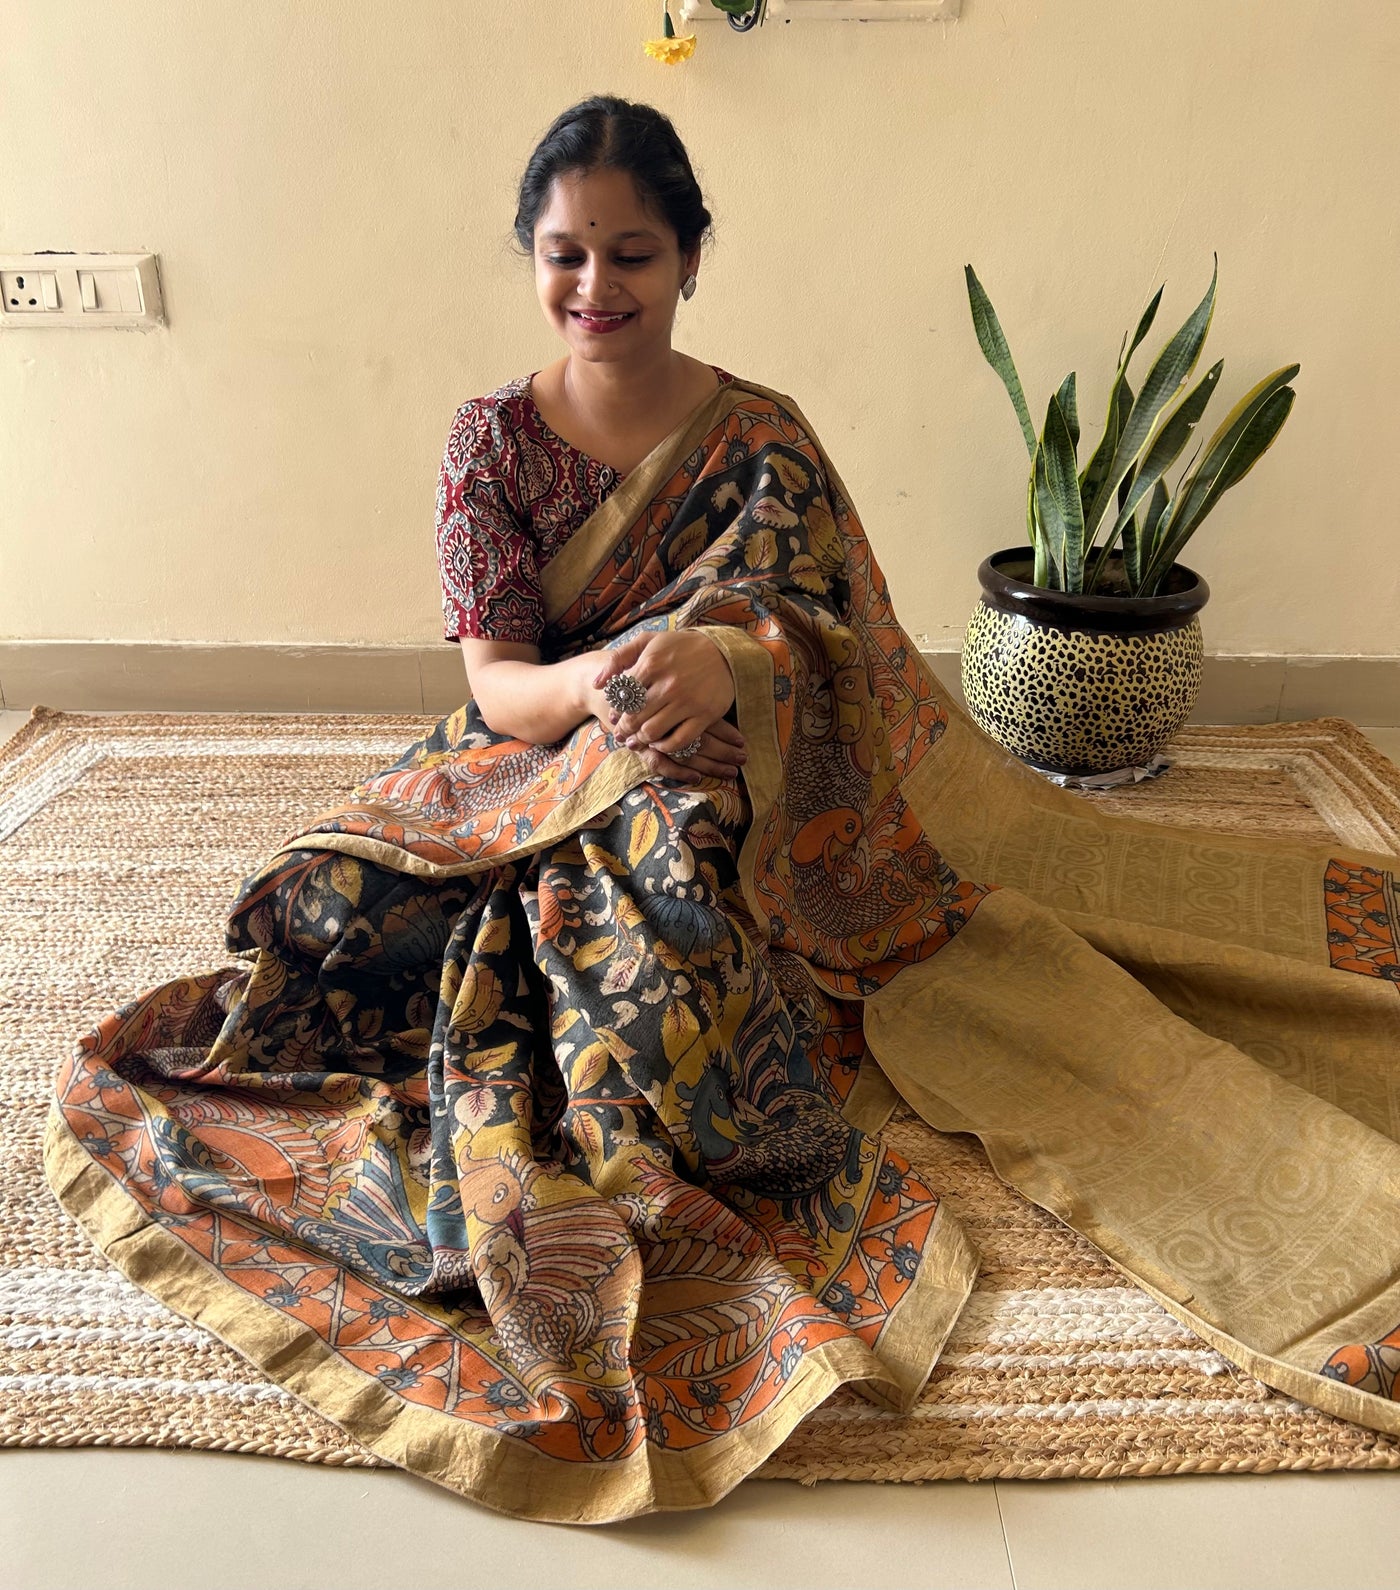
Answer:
[{"left": 4, "top": 706, "right": 1399, "bottom": 1481}]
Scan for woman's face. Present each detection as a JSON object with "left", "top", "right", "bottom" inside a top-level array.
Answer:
[{"left": 532, "top": 166, "right": 699, "bottom": 367}]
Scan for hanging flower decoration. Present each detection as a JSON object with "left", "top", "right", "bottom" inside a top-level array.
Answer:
[
  {"left": 642, "top": 0, "right": 767, "bottom": 63},
  {"left": 642, "top": 6, "right": 697, "bottom": 63}
]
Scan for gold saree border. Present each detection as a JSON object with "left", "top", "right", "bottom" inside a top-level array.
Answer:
[
  {"left": 540, "top": 378, "right": 751, "bottom": 626},
  {"left": 267, "top": 747, "right": 657, "bottom": 882},
  {"left": 860, "top": 890, "right": 1400, "bottom": 1444},
  {"left": 851, "top": 1200, "right": 981, "bottom": 1412},
  {"left": 696, "top": 625, "right": 781, "bottom": 927},
  {"left": 43, "top": 1104, "right": 975, "bottom": 1521}
]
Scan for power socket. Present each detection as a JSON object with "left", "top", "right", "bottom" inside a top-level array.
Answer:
[{"left": 1, "top": 269, "right": 59, "bottom": 313}]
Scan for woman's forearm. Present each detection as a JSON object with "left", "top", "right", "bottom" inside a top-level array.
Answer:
[{"left": 471, "top": 650, "right": 605, "bottom": 745}]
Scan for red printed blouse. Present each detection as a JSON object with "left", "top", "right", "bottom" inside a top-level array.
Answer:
[{"left": 436, "top": 366, "right": 736, "bottom": 646}]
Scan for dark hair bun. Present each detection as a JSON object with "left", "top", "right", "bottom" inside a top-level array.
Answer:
[{"left": 514, "top": 95, "right": 714, "bottom": 257}]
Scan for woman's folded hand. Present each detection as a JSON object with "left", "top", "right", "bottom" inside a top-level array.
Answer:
[{"left": 592, "top": 629, "right": 747, "bottom": 786}]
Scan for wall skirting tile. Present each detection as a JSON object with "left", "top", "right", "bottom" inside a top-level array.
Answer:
[
  {"left": 921, "top": 650, "right": 1399, "bottom": 727},
  {"left": 0, "top": 642, "right": 1396, "bottom": 726}
]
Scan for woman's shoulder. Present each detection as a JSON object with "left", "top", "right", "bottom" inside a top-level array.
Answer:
[
  {"left": 719, "top": 375, "right": 815, "bottom": 439},
  {"left": 445, "top": 374, "right": 533, "bottom": 439},
  {"left": 440, "top": 376, "right": 537, "bottom": 484},
  {"left": 713, "top": 368, "right": 798, "bottom": 412}
]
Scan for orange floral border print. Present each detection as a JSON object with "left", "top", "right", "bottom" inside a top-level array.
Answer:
[{"left": 1324, "top": 860, "right": 1400, "bottom": 984}]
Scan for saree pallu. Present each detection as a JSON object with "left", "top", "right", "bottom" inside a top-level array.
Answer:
[{"left": 46, "top": 375, "right": 1400, "bottom": 1524}]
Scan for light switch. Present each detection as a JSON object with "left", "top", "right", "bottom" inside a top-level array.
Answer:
[{"left": 77, "top": 269, "right": 143, "bottom": 313}]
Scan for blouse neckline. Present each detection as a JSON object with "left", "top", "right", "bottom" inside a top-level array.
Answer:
[{"left": 519, "top": 365, "right": 733, "bottom": 482}]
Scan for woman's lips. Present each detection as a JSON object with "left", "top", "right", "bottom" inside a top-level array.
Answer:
[{"left": 571, "top": 311, "right": 635, "bottom": 334}]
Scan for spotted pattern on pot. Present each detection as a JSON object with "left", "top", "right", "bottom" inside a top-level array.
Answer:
[{"left": 960, "top": 603, "right": 1205, "bottom": 776}]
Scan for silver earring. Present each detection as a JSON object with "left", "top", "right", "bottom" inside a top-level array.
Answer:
[{"left": 681, "top": 273, "right": 697, "bottom": 301}]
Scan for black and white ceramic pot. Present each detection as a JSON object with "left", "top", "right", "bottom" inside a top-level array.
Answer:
[{"left": 960, "top": 546, "right": 1210, "bottom": 778}]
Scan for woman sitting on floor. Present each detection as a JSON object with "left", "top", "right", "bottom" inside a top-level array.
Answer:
[{"left": 47, "top": 93, "right": 1400, "bottom": 1525}]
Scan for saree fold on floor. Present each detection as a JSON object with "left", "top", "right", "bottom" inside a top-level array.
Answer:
[{"left": 46, "top": 376, "right": 1400, "bottom": 1523}]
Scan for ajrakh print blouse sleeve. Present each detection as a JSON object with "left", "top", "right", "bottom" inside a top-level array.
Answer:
[{"left": 436, "top": 398, "right": 545, "bottom": 646}]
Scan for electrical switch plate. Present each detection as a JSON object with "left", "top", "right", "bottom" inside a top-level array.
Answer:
[{"left": 0, "top": 252, "right": 164, "bottom": 329}]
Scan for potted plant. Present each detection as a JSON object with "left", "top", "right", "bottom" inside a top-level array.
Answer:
[{"left": 960, "top": 255, "right": 1299, "bottom": 783}]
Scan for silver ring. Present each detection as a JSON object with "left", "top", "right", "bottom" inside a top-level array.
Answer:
[
  {"left": 602, "top": 672, "right": 648, "bottom": 716},
  {"left": 671, "top": 735, "right": 705, "bottom": 762}
]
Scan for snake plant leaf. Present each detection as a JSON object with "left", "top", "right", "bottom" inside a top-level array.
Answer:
[
  {"left": 1159, "top": 362, "right": 1300, "bottom": 543},
  {"left": 1117, "top": 465, "right": 1134, "bottom": 515},
  {"left": 1125, "top": 283, "right": 1165, "bottom": 370},
  {"left": 1082, "top": 257, "right": 1219, "bottom": 539},
  {"left": 1142, "top": 433, "right": 1204, "bottom": 570},
  {"left": 1143, "top": 363, "right": 1298, "bottom": 584},
  {"left": 1137, "top": 358, "right": 1224, "bottom": 493},
  {"left": 1082, "top": 284, "right": 1164, "bottom": 523},
  {"left": 1041, "top": 391, "right": 1086, "bottom": 591},
  {"left": 1123, "top": 478, "right": 1169, "bottom": 589},
  {"left": 1084, "top": 359, "right": 1224, "bottom": 593},
  {"left": 1025, "top": 461, "right": 1050, "bottom": 584},
  {"left": 1079, "top": 377, "right": 1134, "bottom": 528},
  {"left": 1032, "top": 440, "right": 1067, "bottom": 589},
  {"left": 966, "top": 265, "right": 1038, "bottom": 457},
  {"left": 1140, "top": 379, "right": 1297, "bottom": 594},
  {"left": 1055, "top": 372, "right": 1080, "bottom": 454},
  {"left": 710, "top": 0, "right": 758, "bottom": 13}
]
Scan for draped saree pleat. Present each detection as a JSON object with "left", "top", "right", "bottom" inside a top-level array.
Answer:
[{"left": 45, "top": 373, "right": 1400, "bottom": 1523}]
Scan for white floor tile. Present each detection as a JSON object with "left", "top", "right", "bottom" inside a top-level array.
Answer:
[
  {"left": 994, "top": 1471, "right": 1400, "bottom": 1590},
  {"left": 0, "top": 1451, "right": 1013, "bottom": 1590}
]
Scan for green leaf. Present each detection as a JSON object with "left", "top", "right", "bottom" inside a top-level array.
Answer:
[
  {"left": 1084, "top": 359, "right": 1223, "bottom": 592},
  {"left": 1032, "top": 441, "right": 1066, "bottom": 589},
  {"left": 1140, "top": 376, "right": 1298, "bottom": 594},
  {"left": 1082, "top": 256, "right": 1219, "bottom": 540},
  {"left": 1079, "top": 377, "right": 1133, "bottom": 527},
  {"left": 1124, "top": 479, "right": 1168, "bottom": 591},
  {"left": 1137, "top": 360, "right": 1224, "bottom": 492},
  {"left": 1125, "top": 284, "right": 1165, "bottom": 369},
  {"left": 1159, "top": 362, "right": 1299, "bottom": 547},
  {"left": 1117, "top": 466, "right": 1134, "bottom": 516},
  {"left": 1041, "top": 393, "right": 1086, "bottom": 591},
  {"left": 1055, "top": 371, "right": 1079, "bottom": 454},
  {"left": 1144, "top": 364, "right": 1303, "bottom": 581},
  {"left": 1079, "top": 285, "right": 1164, "bottom": 527},
  {"left": 1025, "top": 460, "right": 1044, "bottom": 579},
  {"left": 966, "top": 264, "right": 1037, "bottom": 457}
]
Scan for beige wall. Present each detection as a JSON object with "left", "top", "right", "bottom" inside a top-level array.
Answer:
[{"left": 2, "top": 0, "right": 1396, "bottom": 659}]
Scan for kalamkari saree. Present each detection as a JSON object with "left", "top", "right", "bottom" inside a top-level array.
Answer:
[{"left": 46, "top": 374, "right": 1400, "bottom": 1524}]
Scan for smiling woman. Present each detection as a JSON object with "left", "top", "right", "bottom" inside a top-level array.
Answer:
[{"left": 44, "top": 92, "right": 1400, "bottom": 1526}]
